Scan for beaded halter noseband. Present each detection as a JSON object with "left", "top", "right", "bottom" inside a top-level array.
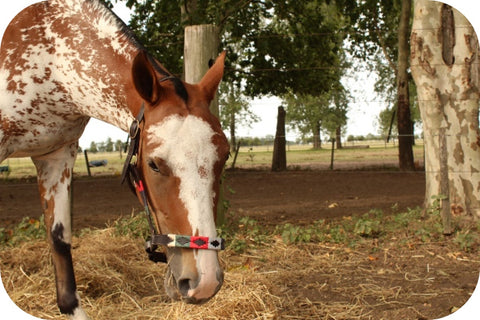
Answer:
[{"left": 121, "top": 87, "right": 225, "bottom": 263}]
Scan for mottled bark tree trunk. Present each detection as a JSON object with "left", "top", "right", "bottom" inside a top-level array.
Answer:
[
  {"left": 397, "top": 0, "right": 415, "bottom": 171},
  {"left": 411, "top": 1, "right": 480, "bottom": 224}
]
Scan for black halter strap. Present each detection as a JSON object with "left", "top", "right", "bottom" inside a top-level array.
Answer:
[
  {"left": 121, "top": 103, "right": 144, "bottom": 187},
  {"left": 121, "top": 103, "right": 168, "bottom": 263}
]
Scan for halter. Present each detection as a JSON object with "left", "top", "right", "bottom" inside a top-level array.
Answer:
[{"left": 121, "top": 93, "right": 225, "bottom": 264}]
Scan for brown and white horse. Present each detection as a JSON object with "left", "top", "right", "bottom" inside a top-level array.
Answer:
[{"left": 0, "top": 0, "right": 229, "bottom": 319}]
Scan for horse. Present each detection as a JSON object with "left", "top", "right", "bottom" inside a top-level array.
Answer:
[{"left": 0, "top": 0, "right": 230, "bottom": 319}]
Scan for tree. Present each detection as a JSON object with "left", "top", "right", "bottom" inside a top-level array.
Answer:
[
  {"left": 244, "top": 0, "right": 347, "bottom": 97},
  {"left": 89, "top": 141, "right": 98, "bottom": 153},
  {"left": 283, "top": 92, "right": 330, "bottom": 149},
  {"left": 396, "top": 0, "right": 414, "bottom": 170},
  {"left": 282, "top": 79, "right": 349, "bottom": 149},
  {"left": 219, "top": 81, "right": 259, "bottom": 151},
  {"left": 105, "top": 137, "right": 114, "bottom": 152},
  {"left": 377, "top": 107, "right": 397, "bottom": 140},
  {"left": 377, "top": 80, "right": 420, "bottom": 142},
  {"left": 111, "top": 0, "right": 347, "bottom": 99},
  {"left": 329, "top": 84, "right": 350, "bottom": 149},
  {"left": 411, "top": 1, "right": 480, "bottom": 231},
  {"left": 282, "top": 87, "right": 348, "bottom": 150},
  {"left": 110, "top": 0, "right": 272, "bottom": 79},
  {"left": 347, "top": 0, "right": 416, "bottom": 170},
  {"left": 115, "top": 139, "right": 124, "bottom": 158}
]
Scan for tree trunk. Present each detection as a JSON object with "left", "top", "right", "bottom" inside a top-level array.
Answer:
[
  {"left": 397, "top": 0, "right": 415, "bottom": 171},
  {"left": 272, "top": 106, "right": 287, "bottom": 171},
  {"left": 411, "top": 1, "right": 480, "bottom": 222},
  {"left": 184, "top": 24, "right": 220, "bottom": 116},
  {"left": 336, "top": 126, "right": 342, "bottom": 149},
  {"left": 229, "top": 110, "right": 236, "bottom": 152},
  {"left": 313, "top": 122, "right": 321, "bottom": 149}
]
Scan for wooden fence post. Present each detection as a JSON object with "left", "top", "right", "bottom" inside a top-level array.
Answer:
[
  {"left": 272, "top": 106, "right": 287, "bottom": 171},
  {"left": 84, "top": 150, "right": 91, "bottom": 177},
  {"left": 184, "top": 24, "right": 220, "bottom": 116}
]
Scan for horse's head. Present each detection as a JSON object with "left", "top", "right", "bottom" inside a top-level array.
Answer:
[{"left": 129, "top": 51, "right": 229, "bottom": 303}]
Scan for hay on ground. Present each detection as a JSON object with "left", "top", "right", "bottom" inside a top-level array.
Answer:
[{"left": 1, "top": 228, "right": 478, "bottom": 319}]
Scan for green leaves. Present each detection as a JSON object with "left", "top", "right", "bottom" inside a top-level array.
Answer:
[
  {"left": 0, "top": 216, "right": 46, "bottom": 247},
  {"left": 107, "top": 0, "right": 348, "bottom": 98}
]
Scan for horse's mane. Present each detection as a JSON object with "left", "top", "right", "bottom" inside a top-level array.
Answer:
[
  {"left": 83, "top": 0, "right": 144, "bottom": 50},
  {"left": 83, "top": 0, "right": 188, "bottom": 103}
]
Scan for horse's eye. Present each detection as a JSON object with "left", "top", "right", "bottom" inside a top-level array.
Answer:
[
  {"left": 148, "top": 160, "right": 160, "bottom": 172},
  {"left": 148, "top": 159, "right": 171, "bottom": 176}
]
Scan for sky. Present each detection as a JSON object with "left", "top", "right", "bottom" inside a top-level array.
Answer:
[{"left": 1, "top": 0, "right": 480, "bottom": 150}]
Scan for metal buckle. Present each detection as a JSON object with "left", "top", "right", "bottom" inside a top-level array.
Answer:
[{"left": 129, "top": 119, "right": 140, "bottom": 139}]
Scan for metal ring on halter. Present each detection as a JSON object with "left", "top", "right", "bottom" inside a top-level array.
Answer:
[{"left": 129, "top": 119, "right": 140, "bottom": 139}]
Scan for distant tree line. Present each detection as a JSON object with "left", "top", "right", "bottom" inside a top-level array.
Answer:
[
  {"left": 80, "top": 132, "right": 425, "bottom": 154},
  {"left": 79, "top": 138, "right": 126, "bottom": 153}
]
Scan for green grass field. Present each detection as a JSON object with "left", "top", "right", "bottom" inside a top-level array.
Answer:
[{"left": 0, "top": 140, "right": 425, "bottom": 179}]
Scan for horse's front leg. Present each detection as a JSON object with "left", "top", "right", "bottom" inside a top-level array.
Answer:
[{"left": 32, "top": 142, "right": 90, "bottom": 320}]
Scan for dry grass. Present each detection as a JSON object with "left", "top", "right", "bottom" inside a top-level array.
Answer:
[
  {"left": 0, "top": 143, "right": 426, "bottom": 179},
  {"left": 1, "top": 229, "right": 282, "bottom": 320},
  {"left": 1, "top": 223, "right": 479, "bottom": 320}
]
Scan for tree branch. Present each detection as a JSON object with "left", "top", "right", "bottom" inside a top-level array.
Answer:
[
  {"left": 218, "top": 0, "right": 255, "bottom": 31},
  {"left": 372, "top": 11, "right": 398, "bottom": 76}
]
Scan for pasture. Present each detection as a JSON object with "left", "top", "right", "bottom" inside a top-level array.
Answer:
[
  {"left": 1, "top": 150, "right": 479, "bottom": 319},
  {"left": 0, "top": 140, "right": 425, "bottom": 179}
]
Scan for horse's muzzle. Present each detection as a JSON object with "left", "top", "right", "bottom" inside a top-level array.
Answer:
[
  {"left": 164, "top": 249, "right": 223, "bottom": 303},
  {"left": 180, "top": 268, "right": 224, "bottom": 304}
]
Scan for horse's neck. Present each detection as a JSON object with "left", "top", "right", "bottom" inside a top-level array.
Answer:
[
  {"left": 7, "top": 0, "right": 142, "bottom": 131},
  {"left": 49, "top": 0, "right": 142, "bottom": 130}
]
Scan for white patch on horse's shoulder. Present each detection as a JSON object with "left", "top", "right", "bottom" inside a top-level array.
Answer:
[{"left": 146, "top": 115, "right": 219, "bottom": 237}]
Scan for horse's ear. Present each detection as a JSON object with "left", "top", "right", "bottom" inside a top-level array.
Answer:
[
  {"left": 132, "top": 50, "right": 159, "bottom": 104},
  {"left": 199, "top": 51, "right": 226, "bottom": 102}
]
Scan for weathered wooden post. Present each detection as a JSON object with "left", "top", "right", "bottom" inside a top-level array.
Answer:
[
  {"left": 184, "top": 24, "right": 220, "bottom": 115},
  {"left": 84, "top": 150, "right": 91, "bottom": 177},
  {"left": 272, "top": 106, "right": 287, "bottom": 171}
]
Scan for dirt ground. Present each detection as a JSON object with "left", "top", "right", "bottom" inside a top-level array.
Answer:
[
  {"left": 0, "top": 170, "right": 425, "bottom": 230},
  {"left": 1, "top": 169, "right": 479, "bottom": 319}
]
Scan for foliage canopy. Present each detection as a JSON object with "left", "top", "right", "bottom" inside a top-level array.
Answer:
[{"left": 105, "top": 0, "right": 349, "bottom": 99}]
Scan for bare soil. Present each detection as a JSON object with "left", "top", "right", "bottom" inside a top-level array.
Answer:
[
  {"left": 0, "top": 170, "right": 425, "bottom": 230},
  {"left": 1, "top": 169, "right": 479, "bottom": 319}
]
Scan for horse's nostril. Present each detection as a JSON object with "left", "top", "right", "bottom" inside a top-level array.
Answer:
[{"left": 177, "top": 278, "right": 193, "bottom": 297}]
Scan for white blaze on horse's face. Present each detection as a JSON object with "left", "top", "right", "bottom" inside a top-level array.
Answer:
[
  {"left": 146, "top": 114, "right": 219, "bottom": 238},
  {"left": 145, "top": 113, "right": 225, "bottom": 303}
]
